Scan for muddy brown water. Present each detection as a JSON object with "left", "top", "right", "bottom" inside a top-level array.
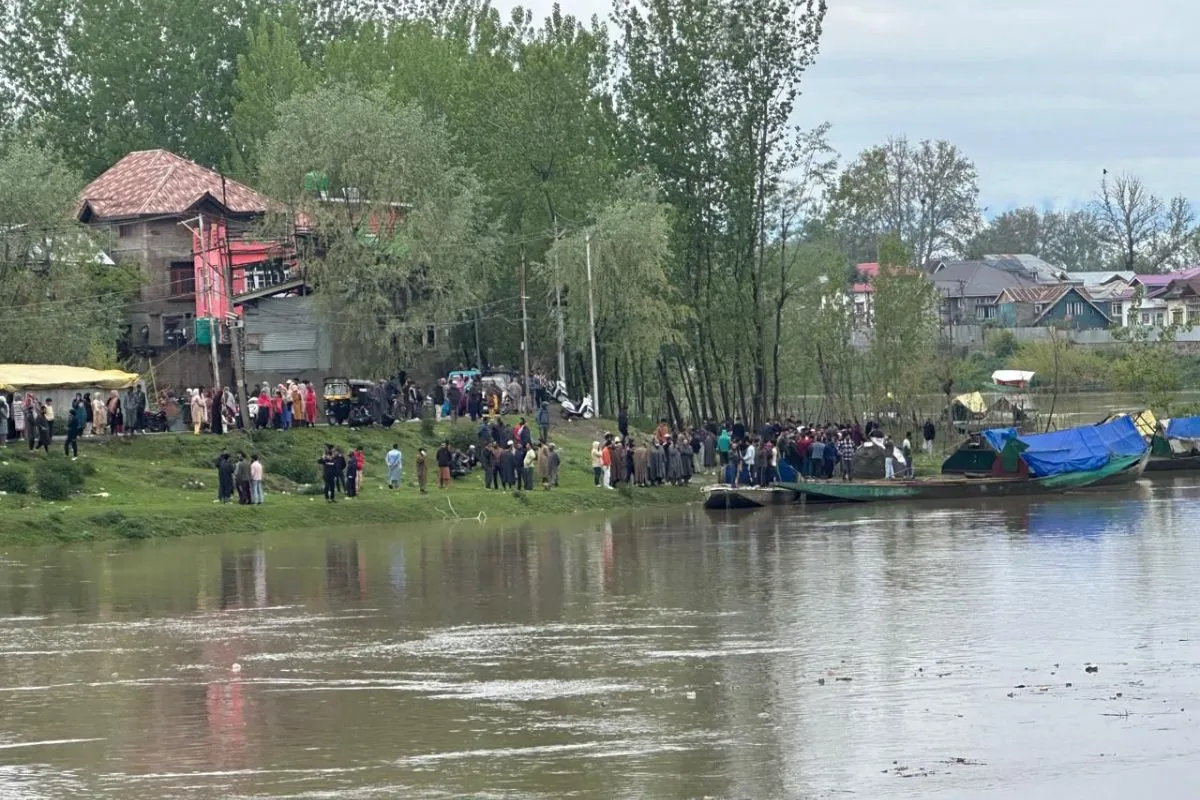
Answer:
[{"left": 4, "top": 477, "right": 1200, "bottom": 798}]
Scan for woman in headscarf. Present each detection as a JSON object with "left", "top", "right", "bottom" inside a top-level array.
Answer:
[
  {"left": 93, "top": 392, "right": 107, "bottom": 436},
  {"left": 107, "top": 390, "right": 122, "bottom": 436},
  {"left": 667, "top": 436, "right": 683, "bottom": 485},
  {"left": 679, "top": 433, "right": 695, "bottom": 483},
  {"left": 82, "top": 392, "right": 94, "bottom": 436},
  {"left": 21, "top": 393, "right": 36, "bottom": 450},
  {"left": 537, "top": 440, "right": 551, "bottom": 489},
  {"left": 189, "top": 389, "right": 204, "bottom": 434},
  {"left": 223, "top": 387, "right": 237, "bottom": 431},
  {"left": 633, "top": 441, "right": 649, "bottom": 487},
  {"left": 304, "top": 381, "right": 318, "bottom": 427},
  {"left": 290, "top": 383, "right": 304, "bottom": 428}
]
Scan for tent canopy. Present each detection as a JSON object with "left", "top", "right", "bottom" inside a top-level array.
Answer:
[
  {"left": 954, "top": 391, "right": 988, "bottom": 415},
  {"left": 981, "top": 416, "right": 1146, "bottom": 478},
  {"left": 0, "top": 364, "right": 140, "bottom": 392},
  {"left": 1166, "top": 416, "right": 1200, "bottom": 440}
]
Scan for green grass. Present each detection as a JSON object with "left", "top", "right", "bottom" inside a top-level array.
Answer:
[{"left": 0, "top": 420, "right": 699, "bottom": 545}]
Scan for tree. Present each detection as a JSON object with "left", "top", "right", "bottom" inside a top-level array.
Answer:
[
  {"left": 828, "top": 137, "right": 980, "bottom": 266},
  {"left": 0, "top": 141, "right": 139, "bottom": 365},
  {"left": 1110, "top": 286, "right": 1186, "bottom": 413},
  {"left": 867, "top": 234, "right": 939, "bottom": 416},
  {"left": 543, "top": 171, "right": 682, "bottom": 416},
  {"left": 227, "top": 9, "right": 316, "bottom": 176},
  {"left": 1092, "top": 172, "right": 1197, "bottom": 273},
  {"left": 614, "top": 0, "right": 828, "bottom": 426},
  {"left": 1, "top": 0, "right": 259, "bottom": 177},
  {"left": 255, "top": 86, "right": 499, "bottom": 372},
  {"left": 968, "top": 207, "right": 1108, "bottom": 271},
  {"left": 1009, "top": 328, "right": 1108, "bottom": 430}
]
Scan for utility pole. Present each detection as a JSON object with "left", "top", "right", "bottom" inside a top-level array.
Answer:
[
  {"left": 200, "top": 215, "right": 220, "bottom": 391},
  {"left": 473, "top": 307, "right": 483, "bottom": 372},
  {"left": 585, "top": 232, "right": 600, "bottom": 415},
  {"left": 553, "top": 221, "right": 567, "bottom": 388},
  {"left": 220, "top": 175, "right": 250, "bottom": 430},
  {"left": 520, "top": 246, "right": 532, "bottom": 414}
]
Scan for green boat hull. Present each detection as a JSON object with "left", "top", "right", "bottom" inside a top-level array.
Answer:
[{"left": 778, "top": 453, "right": 1145, "bottom": 504}]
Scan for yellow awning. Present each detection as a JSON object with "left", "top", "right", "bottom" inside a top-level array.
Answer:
[
  {"left": 1129, "top": 409, "right": 1157, "bottom": 438},
  {"left": 0, "top": 364, "right": 140, "bottom": 392},
  {"left": 954, "top": 391, "right": 988, "bottom": 414}
]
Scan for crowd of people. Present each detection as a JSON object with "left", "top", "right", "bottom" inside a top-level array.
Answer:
[{"left": 0, "top": 387, "right": 150, "bottom": 455}]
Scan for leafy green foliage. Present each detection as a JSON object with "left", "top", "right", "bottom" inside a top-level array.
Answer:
[
  {"left": 0, "top": 464, "right": 30, "bottom": 494},
  {"left": 256, "top": 85, "right": 499, "bottom": 371},
  {"left": 267, "top": 455, "right": 318, "bottom": 485},
  {"left": 35, "top": 458, "right": 86, "bottom": 500}
]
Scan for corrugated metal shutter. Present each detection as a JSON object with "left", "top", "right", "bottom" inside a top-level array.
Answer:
[{"left": 243, "top": 295, "right": 329, "bottom": 376}]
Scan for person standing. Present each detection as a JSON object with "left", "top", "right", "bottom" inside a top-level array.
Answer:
[
  {"left": 132, "top": 384, "right": 147, "bottom": 434},
  {"left": 436, "top": 441, "right": 452, "bottom": 489},
  {"left": 902, "top": 432, "right": 914, "bottom": 479},
  {"left": 742, "top": 438, "right": 757, "bottom": 487},
  {"left": 190, "top": 390, "right": 204, "bottom": 435},
  {"left": 12, "top": 393, "right": 25, "bottom": 446},
  {"left": 548, "top": 443, "right": 561, "bottom": 487},
  {"left": 536, "top": 401, "right": 551, "bottom": 443},
  {"left": 481, "top": 440, "right": 495, "bottom": 489},
  {"left": 216, "top": 452, "right": 235, "bottom": 503},
  {"left": 333, "top": 449, "right": 347, "bottom": 495},
  {"left": 838, "top": 434, "right": 855, "bottom": 481},
  {"left": 250, "top": 453, "right": 264, "bottom": 504},
  {"left": 42, "top": 398, "right": 55, "bottom": 443},
  {"left": 234, "top": 453, "right": 252, "bottom": 505},
  {"left": 345, "top": 450, "right": 358, "bottom": 498},
  {"left": 591, "top": 441, "right": 603, "bottom": 487},
  {"left": 923, "top": 419, "right": 936, "bottom": 454},
  {"left": 416, "top": 448, "right": 428, "bottom": 494},
  {"left": 522, "top": 444, "right": 537, "bottom": 491},
  {"left": 618, "top": 406, "right": 629, "bottom": 440},
  {"left": 0, "top": 393, "right": 9, "bottom": 445},
  {"left": 386, "top": 444, "right": 403, "bottom": 489},
  {"left": 601, "top": 438, "right": 613, "bottom": 489},
  {"left": 64, "top": 397, "right": 82, "bottom": 457},
  {"left": 319, "top": 446, "right": 338, "bottom": 502},
  {"left": 884, "top": 436, "right": 896, "bottom": 480},
  {"left": 499, "top": 442, "right": 515, "bottom": 490},
  {"left": 304, "top": 381, "right": 318, "bottom": 427},
  {"left": 717, "top": 426, "right": 731, "bottom": 469},
  {"left": 537, "top": 440, "right": 551, "bottom": 489}
]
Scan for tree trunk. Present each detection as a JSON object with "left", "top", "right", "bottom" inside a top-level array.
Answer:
[{"left": 657, "top": 357, "right": 682, "bottom": 428}]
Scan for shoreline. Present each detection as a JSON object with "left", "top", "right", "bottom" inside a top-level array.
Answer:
[{"left": 0, "top": 422, "right": 702, "bottom": 545}]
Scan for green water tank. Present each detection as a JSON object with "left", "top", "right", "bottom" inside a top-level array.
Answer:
[{"left": 194, "top": 318, "right": 214, "bottom": 345}]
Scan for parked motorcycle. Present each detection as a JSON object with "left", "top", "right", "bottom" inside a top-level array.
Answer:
[{"left": 561, "top": 393, "right": 594, "bottom": 421}]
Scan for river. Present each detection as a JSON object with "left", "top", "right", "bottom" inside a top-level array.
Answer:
[{"left": 3, "top": 477, "right": 1200, "bottom": 798}]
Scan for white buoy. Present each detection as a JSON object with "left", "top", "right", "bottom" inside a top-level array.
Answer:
[{"left": 231, "top": 663, "right": 242, "bottom": 673}]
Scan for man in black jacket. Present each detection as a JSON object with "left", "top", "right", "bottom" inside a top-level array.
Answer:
[{"left": 318, "top": 445, "right": 338, "bottom": 502}]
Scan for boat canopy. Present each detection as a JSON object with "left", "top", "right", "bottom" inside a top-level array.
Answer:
[
  {"left": 1165, "top": 416, "right": 1200, "bottom": 440},
  {"left": 992, "top": 369, "right": 1035, "bottom": 388},
  {"left": 982, "top": 415, "right": 1146, "bottom": 478},
  {"left": 954, "top": 391, "right": 988, "bottom": 415},
  {"left": 0, "top": 364, "right": 140, "bottom": 392}
]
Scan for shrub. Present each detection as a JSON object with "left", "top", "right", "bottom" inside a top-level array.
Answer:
[
  {"left": 36, "top": 459, "right": 86, "bottom": 500},
  {"left": 446, "top": 428, "right": 480, "bottom": 453},
  {"left": 87, "top": 510, "right": 127, "bottom": 527},
  {"left": 268, "top": 455, "right": 317, "bottom": 485},
  {"left": 419, "top": 411, "right": 436, "bottom": 440},
  {"left": 0, "top": 464, "right": 30, "bottom": 494}
]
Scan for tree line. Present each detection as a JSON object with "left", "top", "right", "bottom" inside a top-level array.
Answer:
[{"left": 0, "top": 0, "right": 1195, "bottom": 427}]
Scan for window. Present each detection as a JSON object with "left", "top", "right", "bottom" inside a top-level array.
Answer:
[
  {"left": 1155, "top": 312, "right": 1166, "bottom": 327},
  {"left": 168, "top": 262, "right": 195, "bottom": 296},
  {"left": 425, "top": 325, "right": 437, "bottom": 348},
  {"left": 1141, "top": 312, "right": 1151, "bottom": 325},
  {"left": 117, "top": 223, "right": 136, "bottom": 238},
  {"left": 975, "top": 304, "right": 997, "bottom": 320},
  {"left": 1172, "top": 308, "right": 1185, "bottom": 325},
  {"left": 1066, "top": 301, "right": 1085, "bottom": 317},
  {"left": 1033, "top": 303, "right": 1045, "bottom": 315},
  {"left": 1110, "top": 302, "right": 1122, "bottom": 318}
]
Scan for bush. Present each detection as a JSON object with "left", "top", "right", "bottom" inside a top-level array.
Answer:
[
  {"left": 447, "top": 428, "right": 480, "bottom": 452},
  {"left": 87, "top": 510, "right": 127, "bottom": 527},
  {"left": 36, "top": 459, "right": 86, "bottom": 500},
  {"left": 0, "top": 464, "right": 30, "bottom": 494},
  {"left": 268, "top": 455, "right": 317, "bottom": 485},
  {"left": 419, "top": 411, "right": 436, "bottom": 440}
]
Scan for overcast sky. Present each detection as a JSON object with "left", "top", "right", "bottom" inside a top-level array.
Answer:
[{"left": 508, "top": 0, "right": 1200, "bottom": 214}]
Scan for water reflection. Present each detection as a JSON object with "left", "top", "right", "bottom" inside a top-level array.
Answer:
[{"left": 3, "top": 479, "right": 1200, "bottom": 797}]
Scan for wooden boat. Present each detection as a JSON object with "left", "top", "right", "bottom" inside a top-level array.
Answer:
[
  {"left": 1145, "top": 453, "right": 1200, "bottom": 473},
  {"left": 702, "top": 484, "right": 798, "bottom": 510},
  {"left": 777, "top": 453, "right": 1144, "bottom": 505},
  {"left": 1088, "top": 449, "right": 1150, "bottom": 486}
]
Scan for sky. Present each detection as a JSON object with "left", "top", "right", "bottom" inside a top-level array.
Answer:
[{"left": 506, "top": 0, "right": 1200, "bottom": 213}]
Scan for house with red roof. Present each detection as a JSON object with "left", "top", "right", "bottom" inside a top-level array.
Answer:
[
  {"left": 80, "top": 150, "right": 309, "bottom": 388},
  {"left": 850, "top": 262, "right": 878, "bottom": 327}
]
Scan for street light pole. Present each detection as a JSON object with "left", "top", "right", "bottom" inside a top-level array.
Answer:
[{"left": 585, "top": 232, "right": 600, "bottom": 415}]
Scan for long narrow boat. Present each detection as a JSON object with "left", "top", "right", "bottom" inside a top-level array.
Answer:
[
  {"left": 702, "top": 485, "right": 798, "bottom": 510},
  {"left": 1144, "top": 416, "right": 1200, "bottom": 473},
  {"left": 1145, "top": 453, "right": 1200, "bottom": 472},
  {"left": 777, "top": 453, "right": 1144, "bottom": 505},
  {"left": 1090, "top": 449, "right": 1151, "bottom": 486}
]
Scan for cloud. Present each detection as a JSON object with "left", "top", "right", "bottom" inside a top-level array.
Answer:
[{"left": 508, "top": 0, "right": 1200, "bottom": 210}]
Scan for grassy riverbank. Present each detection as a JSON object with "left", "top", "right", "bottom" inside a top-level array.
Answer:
[{"left": 0, "top": 420, "right": 700, "bottom": 545}]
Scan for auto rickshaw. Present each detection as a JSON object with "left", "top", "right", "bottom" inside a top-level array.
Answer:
[{"left": 324, "top": 377, "right": 375, "bottom": 425}]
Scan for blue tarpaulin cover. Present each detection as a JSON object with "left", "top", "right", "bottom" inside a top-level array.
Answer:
[
  {"left": 981, "top": 416, "right": 1147, "bottom": 478},
  {"left": 1166, "top": 416, "right": 1200, "bottom": 439}
]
